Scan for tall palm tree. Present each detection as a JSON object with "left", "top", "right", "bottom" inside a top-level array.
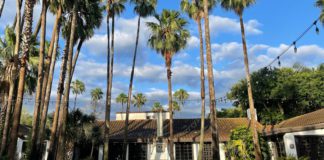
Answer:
[
  {"left": 152, "top": 102, "right": 164, "bottom": 112},
  {"left": 220, "top": 0, "right": 261, "bottom": 159},
  {"left": 147, "top": 10, "right": 190, "bottom": 160},
  {"left": 71, "top": 79, "right": 86, "bottom": 110},
  {"left": 116, "top": 93, "right": 128, "bottom": 112},
  {"left": 202, "top": 0, "right": 220, "bottom": 159},
  {"left": 7, "top": 0, "right": 37, "bottom": 159},
  {"left": 38, "top": 1, "right": 63, "bottom": 156},
  {"left": 30, "top": 0, "right": 48, "bottom": 158},
  {"left": 91, "top": 88, "right": 104, "bottom": 115},
  {"left": 132, "top": 93, "right": 147, "bottom": 111},
  {"left": 123, "top": 0, "right": 156, "bottom": 156},
  {"left": 180, "top": 1, "right": 216, "bottom": 159},
  {"left": 104, "top": 0, "right": 126, "bottom": 159},
  {"left": 56, "top": 1, "right": 78, "bottom": 159},
  {"left": 173, "top": 88, "right": 189, "bottom": 108}
]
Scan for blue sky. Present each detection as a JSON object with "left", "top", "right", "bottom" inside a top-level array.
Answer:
[{"left": 1, "top": 0, "right": 323, "bottom": 119}]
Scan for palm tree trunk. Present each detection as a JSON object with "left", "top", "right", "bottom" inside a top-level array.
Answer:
[
  {"left": 70, "top": 38, "right": 84, "bottom": 81},
  {"left": 197, "top": 18, "right": 206, "bottom": 160},
  {"left": 11, "top": 0, "right": 22, "bottom": 28},
  {"left": 202, "top": 0, "right": 220, "bottom": 159},
  {"left": 31, "top": 0, "right": 47, "bottom": 158},
  {"left": 0, "top": 0, "right": 5, "bottom": 18},
  {"left": 123, "top": 17, "right": 141, "bottom": 156},
  {"left": 0, "top": 0, "right": 21, "bottom": 156},
  {"left": 165, "top": 53, "right": 174, "bottom": 160},
  {"left": 104, "top": 3, "right": 112, "bottom": 159},
  {"left": 0, "top": 82, "right": 14, "bottom": 156},
  {"left": 38, "top": 7, "right": 62, "bottom": 153},
  {"left": 239, "top": 14, "right": 262, "bottom": 160},
  {"left": 8, "top": 0, "right": 36, "bottom": 159},
  {"left": 48, "top": 30, "right": 69, "bottom": 160},
  {"left": 57, "top": 3, "right": 78, "bottom": 159}
]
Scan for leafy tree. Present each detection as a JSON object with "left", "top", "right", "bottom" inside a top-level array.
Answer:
[
  {"left": 147, "top": 10, "right": 190, "bottom": 160},
  {"left": 116, "top": 93, "right": 128, "bottom": 112},
  {"left": 217, "top": 107, "right": 244, "bottom": 118},
  {"left": 228, "top": 65, "right": 324, "bottom": 124},
  {"left": 152, "top": 102, "right": 164, "bottom": 112},
  {"left": 132, "top": 93, "right": 147, "bottom": 111},
  {"left": 172, "top": 101, "right": 180, "bottom": 112},
  {"left": 71, "top": 79, "right": 86, "bottom": 110},
  {"left": 224, "top": 127, "right": 270, "bottom": 160}
]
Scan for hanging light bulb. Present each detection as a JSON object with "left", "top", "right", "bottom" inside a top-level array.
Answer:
[
  {"left": 277, "top": 56, "right": 281, "bottom": 67},
  {"left": 316, "top": 26, "right": 320, "bottom": 35},
  {"left": 293, "top": 42, "right": 297, "bottom": 53}
]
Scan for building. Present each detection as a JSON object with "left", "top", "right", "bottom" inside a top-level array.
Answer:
[
  {"left": 96, "top": 111, "right": 264, "bottom": 160},
  {"left": 14, "top": 108, "right": 324, "bottom": 159},
  {"left": 266, "top": 108, "right": 324, "bottom": 159}
]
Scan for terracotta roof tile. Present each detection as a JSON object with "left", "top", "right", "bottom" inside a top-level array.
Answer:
[{"left": 98, "top": 118, "right": 263, "bottom": 142}]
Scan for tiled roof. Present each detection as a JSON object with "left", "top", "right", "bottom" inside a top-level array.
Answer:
[
  {"left": 276, "top": 108, "right": 324, "bottom": 128},
  {"left": 267, "top": 108, "right": 324, "bottom": 134},
  {"left": 98, "top": 118, "right": 264, "bottom": 142}
]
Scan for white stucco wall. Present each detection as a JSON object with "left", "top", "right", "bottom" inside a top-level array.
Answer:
[
  {"left": 283, "top": 128, "right": 324, "bottom": 158},
  {"left": 116, "top": 112, "right": 170, "bottom": 120},
  {"left": 147, "top": 142, "right": 170, "bottom": 160}
]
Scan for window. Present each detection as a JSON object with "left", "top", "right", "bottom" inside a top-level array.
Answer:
[
  {"left": 129, "top": 143, "right": 147, "bottom": 160},
  {"left": 295, "top": 136, "right": 324, "bottom": 160},
  {"left": 203, "top": 143, "right": 212, "bottom": 160},
  {"left": 176, "top": 143, "right": 193, "bottom": 160}
]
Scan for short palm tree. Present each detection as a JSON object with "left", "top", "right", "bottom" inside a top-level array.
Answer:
[
  {"left": 152, "top": 102, "right": 164, "bottom": 112},
  {"left": 220, "top": 0, "right": 262, "bottom": 159},
  {"left": 116, "top": 93, "right": 128, "bottom": 112},
  {"left": 91, "top": 88, "right": 104, "bottom": 116},
  {"left": 132, "top": 93, "right": 147, "bottom": 111},
  {"left": 172, "top": 101, "right": 180, "bottom": 112},
  {"left": 71, "top": 79, "right": 86, "bottom": 110},
  {"left": 147, "top": 10, "right": 190, "bottom": 160},
  {"left": 173, "top": 89, "right": 189, "bottom": 109}
]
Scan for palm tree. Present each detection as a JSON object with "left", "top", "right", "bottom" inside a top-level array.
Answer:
[
  {"left": 220, "top": 0, "right": 261, "bottom": 159},
  {"left": 71, "top": 79, "right": 86, "bottom": 110},
  {"left": 104, "top": 0, "right": 126, "bottom": 159},
  {"left": 30, "top": 0, "right": 48, "bottom": 158},
  {"left": 91, "top": 88, "right": 104, "bottom": 115},
  {"left": 147, "top": 10, "right": 190, "bottom": 160},
  {"left": 123, "top": 0, "right": 156, "bottom": 156},
  {"left": 116, "top": 93, "right": 128, "bottom": 112},
  {"left": 202, "top": 0, "right": 220, "bottom": 159},
  {"left": 180, "top": 1, "right": 216, "bottom": 159},
  {"left": 56, "top": 1, "right": 79, "bottom": 159},
  {"left": 173, "top": 89, "right": 189, "bottom": 109},
  {"left": 316, "top": 0, "right": 324, "bottom": 23},
  {"left": 7, "top": 0, "right": 37, "bottom": 159},
  {"left": 172, "top": 101, "right": 180, "bottom": 112},
  {"left": 38, "top": 1, "right": 63, "bottom": 156},
  {"left": 132, "top": 93, "right": 147, "bottom": 111},
  {"left": 152, "top": 102, "right": 164, "bottom": 112}
]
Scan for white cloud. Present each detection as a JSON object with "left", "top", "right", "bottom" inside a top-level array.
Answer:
[{"left": 209, "top": 15, "right": 262, "bottom": 35}]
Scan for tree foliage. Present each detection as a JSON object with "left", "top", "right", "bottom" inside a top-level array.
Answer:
[{"left": 228, "top": 64, "right": 324, "bottom": 124}]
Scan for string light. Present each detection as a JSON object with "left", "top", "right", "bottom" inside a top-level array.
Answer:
[{"left": 266, "top": 17, "right": 320, "bottom": 68}]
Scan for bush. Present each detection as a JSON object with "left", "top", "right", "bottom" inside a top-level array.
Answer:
[{"left": 224, "top": 126, "right": 270, "bottom": 160}]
